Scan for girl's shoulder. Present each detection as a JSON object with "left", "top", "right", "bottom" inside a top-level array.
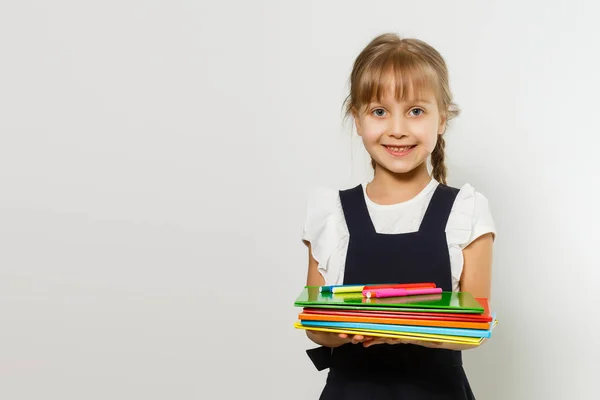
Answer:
[
  {"left": 301, "top": 185, "right": 346, "bottom": 240},
  {"left": 300, "top": 185, "right": 349, "bottom": 280},
  {"left": 447, "top": 182, "right": 496, "bottom": 248},
  {"left": 300, "top": 181, "right": 496, "bottom": 248},
  {"left": 300, "top": 182, "right": 364, "bottom": 229}
]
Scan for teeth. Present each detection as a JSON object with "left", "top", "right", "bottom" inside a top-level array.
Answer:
[{"left": 387, "top": 146, "right": 412, "bottom": 152}]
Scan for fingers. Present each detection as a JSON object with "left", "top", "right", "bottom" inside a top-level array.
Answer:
[
  {"left": 336, "top": 333, "right": 374, "bottom": 344},
  {"left": 363, "top": 338, "right": 386, "bottom": 347},
  {"left": 359, "top": 337, "right": 448, "bottom": 348},
  {"left": 363, "top": 337, "right": 410, "bottom": 347},
  {"left": 323, "top": 331, "right": 440, "bottom": 348},
  {"left": 385, "top": 338, "right": 403, "bottom": 345},
  {"left": 351, "top": 335, "right": 367, "bottom": 344},
  {"left": 347, "top": 334, "right": 366, "bottom": 344}
]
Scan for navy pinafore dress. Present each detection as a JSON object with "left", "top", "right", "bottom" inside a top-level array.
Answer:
[{"left": 306, "top": 183, "right": 476, "bottom": 399}]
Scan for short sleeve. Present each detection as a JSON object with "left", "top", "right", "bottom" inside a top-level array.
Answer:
[
  {"left": 301, "top": 187, "right": 346, "bottom": 283},
  {"left": 445, "top": 184, "right": 496, "bottom": 289}
]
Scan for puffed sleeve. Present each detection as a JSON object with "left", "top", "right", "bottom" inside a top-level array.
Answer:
[
  {"left": 301, "top": 187, "right": 347, "bottom": 284},
  {"left": 445, "top": 184, "right": 496, "bottom": 289}
]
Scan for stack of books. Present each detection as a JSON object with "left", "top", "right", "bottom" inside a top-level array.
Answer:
[{"left": 293, "top": 283, "right": 497, "bottom": 346}]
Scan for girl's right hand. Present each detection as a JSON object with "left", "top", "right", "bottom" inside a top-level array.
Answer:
[
  {"left": 337, "top": 333, "right": 374, "bottom": 345},
  {"left": 307, "top": 330, "right": 374, "bottom": 347}
]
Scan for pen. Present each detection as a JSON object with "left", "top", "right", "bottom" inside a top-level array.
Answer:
[
  {"left": 319, "top": 284, "right": 355, "bottom": 293},
  {"left": 362, "top": 287, "right": 442, "bottom": 298},
  {"left": 362, "top": 282, "right": 436, "bottom": 291},
  {"left": 320, "top": 282, "right": 435, "bottom": 293},
  {"left": 331, "top": 285, "right": 365, "bottom": 294},
  {"left": 320, "top": 284, "right": 368, "bottom": 293}
]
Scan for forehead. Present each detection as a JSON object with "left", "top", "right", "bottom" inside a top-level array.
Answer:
[
  {"left": 355, "top": 64, "right": 440, "bottom": 109},
  {"left": 375, "top": 83, "right": 437, "bottom": 105},
  {"left": 372, "top": 70, "right": 437, "bottom": 103}
]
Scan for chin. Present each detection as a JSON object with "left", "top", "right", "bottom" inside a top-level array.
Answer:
[
  {"left": 373, "top": 156, "right": 429, "bottom": 176},
  {"left": 377, "top": 162, "right": 419, "bottom": 175}
]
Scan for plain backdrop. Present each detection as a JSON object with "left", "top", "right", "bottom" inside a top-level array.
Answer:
[{"left": 1, "top": 1, "right": 599, "bottom": 399}]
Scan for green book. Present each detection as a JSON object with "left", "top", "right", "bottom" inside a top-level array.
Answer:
[{"left": 294, "top": 286, "right": 484, "bottom": 314}]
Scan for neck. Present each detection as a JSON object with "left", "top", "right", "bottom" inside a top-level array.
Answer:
[{"left": 367, "top": 162, "right": 432, "bottom": 205}]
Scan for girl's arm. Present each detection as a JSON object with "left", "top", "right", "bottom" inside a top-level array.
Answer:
[
  {"left": 438, "top": 232, "right": 494, "bottom": 350},
  {"left": 304, "top": 242, "right": 373, "bottom": 347},
  {"left": 459, "top": 232, "right": 494, "bottom": 301},
  {"left": 365, "top": 232, "right": 495, "bottom": 351}
]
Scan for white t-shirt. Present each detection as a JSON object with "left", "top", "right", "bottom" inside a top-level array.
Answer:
[{"left": 302, "top": 179, "right": 496, "bottom": 292}]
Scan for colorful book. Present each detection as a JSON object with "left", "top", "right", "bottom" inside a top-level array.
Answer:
[
  {"left": 298, "top": 311, "right": 491, "bottom": 329},
  {"left": 299, "top": 314, "right": 497, "bottom": 338},
  {"left": 300, "top": 298, "right": 493, "bottom": 323},
  {"left": 294, "top": 286, "right": 484, "bottom": 313},
  {"left": 293, "top": 321, "right": 487, "bottom": 345}
]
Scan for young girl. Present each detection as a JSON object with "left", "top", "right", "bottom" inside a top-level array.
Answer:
[{"left": 301, "top": 33, "right": 496, "bottom": 399}]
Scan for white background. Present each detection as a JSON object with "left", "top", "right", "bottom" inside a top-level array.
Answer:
[{"left": 1, "top": 1, "right": 599, "bottom": 399}]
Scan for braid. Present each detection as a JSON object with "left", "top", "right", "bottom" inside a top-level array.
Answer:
[{"left": 431, "top": 136, "right": 447, "bottom": 185}]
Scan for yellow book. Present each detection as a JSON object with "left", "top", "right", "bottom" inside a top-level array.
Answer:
[{"left": 294, "top": 321, "right": 498, "bottom": 346}]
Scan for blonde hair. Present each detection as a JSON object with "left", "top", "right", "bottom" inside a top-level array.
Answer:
[{"left": 343, "top": 33, "right": 460, "bottom": 185}]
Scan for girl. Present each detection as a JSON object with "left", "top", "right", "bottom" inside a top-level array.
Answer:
[{"left": 301, "top": 33, "right": 496, "bottom": 399}]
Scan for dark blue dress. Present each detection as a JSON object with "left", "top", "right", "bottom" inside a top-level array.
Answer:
[{"left": 306, "top": 183, "right": 476, "bottom": 399}]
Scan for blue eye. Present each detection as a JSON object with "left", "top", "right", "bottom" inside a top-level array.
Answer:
[
  {"left": 410, "top": 108, "right": 424, "bottom": 116},
  {"left": 372, "top": 108, "right": 386, "bottom": 117}
]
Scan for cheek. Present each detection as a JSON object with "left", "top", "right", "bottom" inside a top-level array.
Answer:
[
  {"left": 415, "top": 125, "right": 440, "bottom": 152},
  {"left": 360, "top": 121, "right": 386, "bottom": 144},
  {"left": 362, "top": 131, "right": 381, "bottom": 145},
  {"left": 422, "top": 134, "right": 438, "bottom": 152}
]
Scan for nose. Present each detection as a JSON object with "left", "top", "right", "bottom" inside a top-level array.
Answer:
[{"left": 389, "top": 114, "right": 407, "bottom": 138}]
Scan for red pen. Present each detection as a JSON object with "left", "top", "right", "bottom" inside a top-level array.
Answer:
[{"left": 362, "top": 287, "right": 442, "bottom": 298}]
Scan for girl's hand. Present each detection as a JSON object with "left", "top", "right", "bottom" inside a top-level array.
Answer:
[
  {"left": 362, "top": 337, "right": 409, "bottom": 347},
  {"left": 363, "top": 337, "right": 481, "bottom": 350},
  {"left": 363, "top": 337, "right": 446, "bottom": 348},
  {"left": 337, "top": 332, "right": 375, "bottom": 345},
  {"left": 307, "top": 330, "right": 374, "bottom": 347}
]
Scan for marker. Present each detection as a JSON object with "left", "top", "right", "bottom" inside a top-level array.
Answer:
[
  {"left": 331, "top": 285, "right": 365, "bottom": 294},
  {"left": 321, "top": 284, "right": 385, "bottom": 293},
  {"left": 320, "top": 282, "right": 434, "bottom": 293},
  {"left": 363, "top": 287, "right": 442, "bottom": 298},
  {"left": 363, "top": 282, "right": 436, "bottom": 291},
  {"left": 319, "top": 284, "right": 354, "bottom": 293}
]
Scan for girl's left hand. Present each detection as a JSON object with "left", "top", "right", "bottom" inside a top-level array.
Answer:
[
  {"left": 363, "top": 338, "right": 444, "bottom": 348},
  {"left": 363, "top": 337, "right": 480, "bottom": 350}
]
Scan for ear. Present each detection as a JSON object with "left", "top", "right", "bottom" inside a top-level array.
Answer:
[
  {"left": 352, "top": 108, "right": 363, "bottom": 136},
  {"left": 437, "top": 114, "right": 447, "bottom": 136}
]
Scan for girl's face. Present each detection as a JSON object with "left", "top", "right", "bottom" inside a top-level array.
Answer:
[{"left": 353, "top": 87, "right": 445, "bottom": 176}]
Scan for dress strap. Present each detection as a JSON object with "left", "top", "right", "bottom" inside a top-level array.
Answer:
[
  {"left": 419, "top": 184, "right": 460, "bottom": 233},
  {"left": 338, "top": 185, "right": 376, "bottom": 236}
]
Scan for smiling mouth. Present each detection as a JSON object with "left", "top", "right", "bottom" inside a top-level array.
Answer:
[{"left": 383, "top": 145, "right": 416, "bottom": 156}]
